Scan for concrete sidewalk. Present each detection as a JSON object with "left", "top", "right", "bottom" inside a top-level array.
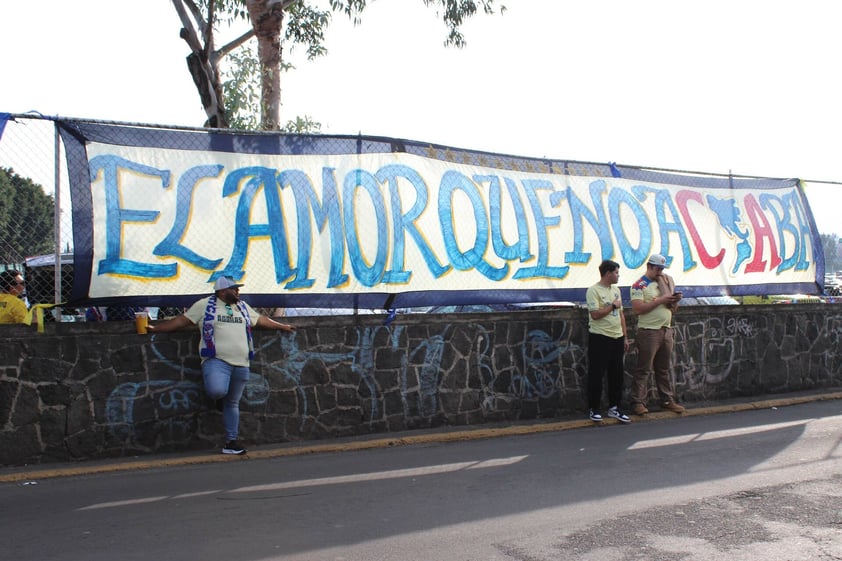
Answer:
[{"left": 3, "top": 390, "right": 842, "bottom": 484}]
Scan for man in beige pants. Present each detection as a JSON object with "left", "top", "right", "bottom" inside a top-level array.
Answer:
[{"left": 629, "top": 254, "right": 685, "bottom": 415}]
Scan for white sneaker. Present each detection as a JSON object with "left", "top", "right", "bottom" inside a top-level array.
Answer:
[
  {"left": 607, "top": 407, "right": 631, "bottom": 423},
  {"left": 588, "top": 409, "right": 603, "bottom": 422}
]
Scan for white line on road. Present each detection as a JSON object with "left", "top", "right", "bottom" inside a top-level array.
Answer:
[{"left": 74, "top": 455, "right": 529, "bottom": 511}]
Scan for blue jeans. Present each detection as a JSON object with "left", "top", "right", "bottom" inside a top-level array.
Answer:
[{"left": 202, "top": 358, "right": 250, "bottom": 441}]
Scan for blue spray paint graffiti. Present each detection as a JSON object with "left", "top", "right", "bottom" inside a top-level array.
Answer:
[
  {"left": 106, "top": 320, "right": 582, "bottom": 441},
  {"left": 105, "top": 380, "right": 202, "bottom": 440}
]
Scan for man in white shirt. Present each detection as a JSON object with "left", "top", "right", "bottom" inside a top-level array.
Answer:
[{"left": 149, "top": 277, "right": 295, "bottom": 455}]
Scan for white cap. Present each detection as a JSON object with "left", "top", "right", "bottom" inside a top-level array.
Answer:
[
  {"left": 647, "top": 254, "right": 668, "bottom": 268},
  {"left": 213, "top": 276, "right": 244, "bottom": 291}
]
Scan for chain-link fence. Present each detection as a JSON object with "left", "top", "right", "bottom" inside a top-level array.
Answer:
[
  {"left": 0, "top": 116, "right": 71, "bottom": 318},
  {"left": 0, "top": 113, "right": 829, "bottom": 320}
]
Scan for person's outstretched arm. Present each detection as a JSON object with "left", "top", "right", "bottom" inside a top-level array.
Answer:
[
  {"left": 255, "top": 315, "right": 295, "bottom": 332},
  {"left": 148, "top": 314, "right": 194, "bottom": 333}
]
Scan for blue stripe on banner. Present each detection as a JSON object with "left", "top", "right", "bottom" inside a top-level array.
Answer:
[{"left": 0, "top": 113, "right": 11, "bottom": 141}]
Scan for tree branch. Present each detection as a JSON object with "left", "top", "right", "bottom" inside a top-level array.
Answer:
[
  {"left": 171, "top": 0, "right": 203, "bottom": 53},
  {"left": 218, "top": 29, "right": 256, "bottom": 58},
  {"left": 182, "top": 0, "right": 207, "bottom": 30},
  {"left": 204, "top": 0, "right": 216, "bottom": 54}
]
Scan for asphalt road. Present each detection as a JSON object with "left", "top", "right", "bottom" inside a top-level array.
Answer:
[{"left": 3, "top": 398, "right": 842, "bottom": 561}]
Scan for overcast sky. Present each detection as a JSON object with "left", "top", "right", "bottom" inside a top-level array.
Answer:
[{"left": 2, "top": 0, "right": 841, "bottom": 234}]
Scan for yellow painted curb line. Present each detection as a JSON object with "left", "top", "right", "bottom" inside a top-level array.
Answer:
[{"left": 2, "top": 391, "right": 841, "bottom": 484}]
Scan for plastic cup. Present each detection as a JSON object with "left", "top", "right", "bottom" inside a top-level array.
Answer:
[{"left": 134, "top": 311, "right": 148, "bottom": 334}]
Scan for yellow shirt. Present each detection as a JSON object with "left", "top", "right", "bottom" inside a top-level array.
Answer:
[
  {"left": 630, "top": 275, "right": 673, "bottom": 329},
  {"left": 0, "top": 293, "right": 27, "bottom": 324},
  {"left": 586, "top": 282, "right": 624, "bottom": 338}
]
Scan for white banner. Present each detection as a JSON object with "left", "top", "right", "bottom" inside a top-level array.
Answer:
[{"left": 61, "top": 123, "right": 821, "bottom": 307}]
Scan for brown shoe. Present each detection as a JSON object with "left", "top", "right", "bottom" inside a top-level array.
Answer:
[
  {"left": 632, "top": 404, "right": 648, "bottom": 415},
  {"left": 662, "top": 402, "right": 686, "bottom": 414}
]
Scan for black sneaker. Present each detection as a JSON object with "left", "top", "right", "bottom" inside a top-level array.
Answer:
[
  {"left": 222, "top": 440, "right": 247, "bottom": 455},
  {"left": 588, "top": 409, "right": 603, "bottom": 422}
]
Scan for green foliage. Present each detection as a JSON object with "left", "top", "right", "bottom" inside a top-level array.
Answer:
[
  {"left": 0, "top": 167, "right": 55, "bottom": 264},
  {"left": 221, "top": 40, "right": 322, "bottom": 132},
  {"left": 222, "top": 42, "right": 262, "bottom": 130},
  {"left": 285, "top": 2, "right": 332, "bottom": 60},
  {"left": 281, "top": 115, "right": 322, "bottom": 133},
  {"left": 204, "top": 0, "right": 250, "bottom": 25},
  {"left": 420, "top": 0, "right": 505, "bottom": 47}
]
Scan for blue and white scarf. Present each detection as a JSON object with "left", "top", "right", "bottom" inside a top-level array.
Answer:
[{"left": 200, "top": 295, "right": 254, "bottom": 360}]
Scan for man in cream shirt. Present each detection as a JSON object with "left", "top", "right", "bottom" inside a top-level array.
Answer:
[{"left": 149, "top": 277, "right": 295, "bottom": 455}]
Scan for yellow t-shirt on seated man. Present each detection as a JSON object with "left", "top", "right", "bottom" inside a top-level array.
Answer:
[{"left": 0, "top": 270, "right": 28, "bottom": 324}]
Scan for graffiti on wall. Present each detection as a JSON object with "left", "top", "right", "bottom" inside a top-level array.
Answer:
[
  {"left": 105, "top": 311, "right": 836, "bottom": 446},
  {"left": 672, "top": 317, "right": 745, "bottom": 391},
  {"left": 9, "top": 306, "right": 842, "bottom": 468},
  {"left": 105, "top": 380, "right": 203, "bottom": 441},
  {"left": 105, "top": 320, "right": 585, "bottom": 442}
]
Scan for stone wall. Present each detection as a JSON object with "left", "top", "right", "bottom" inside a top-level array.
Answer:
[{"left": 2, "top": 304, "right": 841, "bottom": 466}]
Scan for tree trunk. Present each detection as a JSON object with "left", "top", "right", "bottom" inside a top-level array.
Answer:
[
  {"left": 172, "top": 0, "right": 229, "bottom": 129},
  {"left": 185, "top": 50, "right": 229, "bottom": 129},
  {"left": 245, "top": 0, "right": 285, "bottom": 131}
]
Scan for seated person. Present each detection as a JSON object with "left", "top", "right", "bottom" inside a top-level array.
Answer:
[{"left": 0, "top": 269, "right": 28, "bottom": 324}]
